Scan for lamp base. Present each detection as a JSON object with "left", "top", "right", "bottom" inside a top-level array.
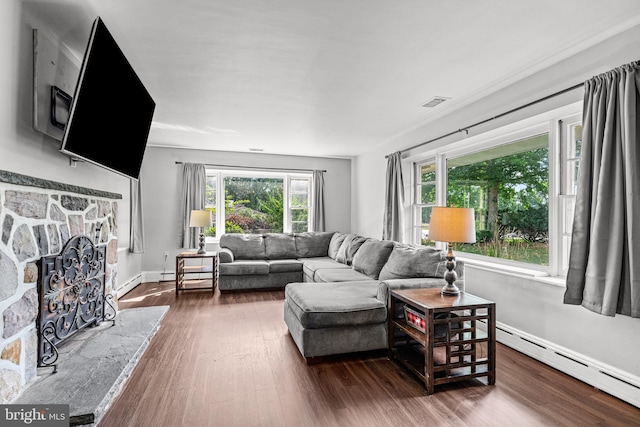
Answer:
[
  {"left": 197, "top": 232, "right": 206, "bottom": 254},
  {"left": 441, "top": 282, "right": 461, "bottom": 296},
  {"left": 441, "top": 243, "right": 461, "bottom": 296}
]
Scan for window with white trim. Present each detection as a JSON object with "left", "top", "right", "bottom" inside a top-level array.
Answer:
[
  {"left": 447, "top": 133, "right": 550, "bottom": 265},
  {"left": 559, "top": 115, "right": 583, "bottom": 274},
  {"left": 410, "top": 107, "right": 582, "bottom": 277},
  {"left": 204, "top": 170, "right": 312, "bottom": 237},
  {"left": 412, "top": 161, "right": 437, "bottom": 245}
]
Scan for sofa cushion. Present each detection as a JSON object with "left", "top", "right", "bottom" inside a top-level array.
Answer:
[
  {"left": 300, "top": 257, "right": 350, "bottom": 282},
  {"left": 313, "top": 268, "right": 372, "bottom": 283},
  {"left": 335, "top": 234, "right": 369, "bottom": 265},
  {"left": 219, "top": 260, "right": 270, "bottom": 276},
  {"left": 294, "top": 232, "right": 334, "bottom": 258},
  {"left": 264, "top": 233, "right": 297, "bottom": 259},
  {"left": 268, "top": 259, "right": 303, "bottom": 273},
  {"left": 285, "top": 282, "right": 386, "bottom": 328},
  {"left": 352, "top": 239, "right": 395, "bottom": 279},
  {"left": 219, "top": 234, "right": 266, "bottom": 260},
  {"left": 327, "top": 232, "right": 347, "bottom": 260},
  {"left": 378, "top": 245, "right": 444, "bottom": 280}
]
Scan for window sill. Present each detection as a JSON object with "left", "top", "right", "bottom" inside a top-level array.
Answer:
[{"left": 458, "top": 256, "right": 566, "bottom": 288}]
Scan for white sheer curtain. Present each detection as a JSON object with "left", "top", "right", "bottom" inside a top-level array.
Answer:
[
  {"left": 564, "top": 61, "right": 640, "bottom": 317},
  {"left": 312, "top": 170, "right": 325, "bottom": 232},
  {"left": 180, "top": 163, "right": 206, "bottom": 249},
  {"left": 129, "top": 178, "right": 144, "bottom": 253},
  {"left": 382, "top": 152, "right": 405, "bottom": 242}
]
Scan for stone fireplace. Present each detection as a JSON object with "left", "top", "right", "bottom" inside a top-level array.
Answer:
[{"left": 0, "top": 170, "right": 120, "bottom": 403}]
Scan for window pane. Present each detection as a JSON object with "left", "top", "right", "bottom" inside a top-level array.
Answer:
[
  {"left": 290, "top": 178, "right": 310, "bottom": 232},
  {"left": 224, "top": 176, "right": 284, "bottom": 233},
  {"left": 418, "top": 163, "right": 436, "bottom": 204},
  {"left": 569, "top": 124, "right": 583, "bottom": 158},
  {"left": 292, "top": 222, "right": 308, "bottom": 233},
  {"left": 291, "top": 194, "right": 308, "bottom": 207},
  {"left": 205, "top": 176, "right": 217, "bottom": 237},
  {"left": 419, "top": 206, "right": 435, "bottom": 246},
  {"left": 447, "top": 134, "right": 549, "bottom": 265},
  {"left": 420, "top": 163, "right": 436, "bottom": 182},
  {"left": 291, "top": 208, "right": 308, "bottom": 222},
  {"left": 565, "top": 123, "right": 582, "bottom": 196},
  {"left": 290, "top": 178, "right": 309, "bottom": 193}
]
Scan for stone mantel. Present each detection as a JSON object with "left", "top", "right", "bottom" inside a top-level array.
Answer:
[{"left": 0, "top": 169, "right": 122, "bottom": 200}]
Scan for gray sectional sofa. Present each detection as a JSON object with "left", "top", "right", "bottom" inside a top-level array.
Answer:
[{"left": 217, "top": 231, "right": 464, "bottom": 362}]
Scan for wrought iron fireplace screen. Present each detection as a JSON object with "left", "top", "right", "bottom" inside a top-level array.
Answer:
[{"left": 37, "top": 234, "right": 114, "bottom": 370}]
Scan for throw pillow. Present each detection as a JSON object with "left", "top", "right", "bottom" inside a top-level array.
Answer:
[
  {"left": 351, "top": 239, "right": 395, "bottom": 279},
  {"left": 328, "top": 232, "right": 347, "bottom": 260},
  {"left": 336, "top": 234, "right": 369, "bottom": 265},
  {"left": 378, "top": 245, "right": 444, "bottom": 280}
]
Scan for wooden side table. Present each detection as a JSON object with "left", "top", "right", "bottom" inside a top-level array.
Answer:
[
  {"left": 388, "top": 288, "right": 496, "bottom": 394},
  {"left": 175, "top": 251, "right": 217, "bottom": 296}
]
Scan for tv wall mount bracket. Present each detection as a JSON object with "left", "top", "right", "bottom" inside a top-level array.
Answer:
[{"left": 50, "top": 85, "right": 71, "bottom": 130}]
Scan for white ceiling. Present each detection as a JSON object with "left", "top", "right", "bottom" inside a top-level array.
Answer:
[{"left": 26, "top": 0, "right": 640, "bottom": 158}]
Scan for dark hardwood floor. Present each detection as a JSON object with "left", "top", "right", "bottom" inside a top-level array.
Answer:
[{"left": 99, "top": 281, "right": 640, "bottom": 427}]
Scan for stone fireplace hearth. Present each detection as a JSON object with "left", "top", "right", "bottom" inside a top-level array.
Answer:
[{"left": 0, "top": 170, "right": 121, "bottom": 403}]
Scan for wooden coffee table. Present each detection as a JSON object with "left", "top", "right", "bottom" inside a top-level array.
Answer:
[{"left": 388, "top": 287, "right": 496, "bottom": 394}]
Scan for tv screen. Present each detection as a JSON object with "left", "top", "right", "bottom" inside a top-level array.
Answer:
[{"left": 61, "top": 17, "right": 155, "bottom": 180}]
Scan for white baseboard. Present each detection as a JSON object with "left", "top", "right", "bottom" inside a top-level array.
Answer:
[
  {"left": 489, "top": 321, "right": 640, "bottom": 408},
  {"left": 142, "top": 270, "right": 175, "bottom": 283},
  {"left": 116, "top": 274, "right": 142, "bottom": 298}
]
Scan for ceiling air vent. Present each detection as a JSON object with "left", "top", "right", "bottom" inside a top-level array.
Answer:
[{"left": 422, "top": 96, "right": 450, "bottom": 108}]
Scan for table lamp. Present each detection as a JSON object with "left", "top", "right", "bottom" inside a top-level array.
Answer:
[
  {"left": 189, "top": 210, "right": 211, "bottom": 254},
  {"left": 428, "top": 207, "right": 476, "bottom": 296}
]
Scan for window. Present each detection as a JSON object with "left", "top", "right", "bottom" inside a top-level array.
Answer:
[
  {"left": 559, "top": 116, "right": 583, "bottom": 274},
  {"left": 289, "top": 177, "right": 310, "bottom": 233},
  {"left": 447, "top": 134, "right": 550, "bottom": 265},
  {"left": 204, "top": 170, "right": 312, "bottom": 237},
  {"left": 409, "top": 105, "right": 583, "bottom": 276},
  {"left": 413, "top": 161, "right": 437, "bottom": 245}
]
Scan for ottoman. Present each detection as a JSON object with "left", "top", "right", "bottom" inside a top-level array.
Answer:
[{"left": 284, "top": 281, "right": 388, "bottom": 363}]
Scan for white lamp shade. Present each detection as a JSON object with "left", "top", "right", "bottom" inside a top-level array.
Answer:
[
  {"left": 189, "top": 210, "right": 211, "bottom": 228},
  {"left": 428, "top": 207, "right": 476, "bottom": 243}
]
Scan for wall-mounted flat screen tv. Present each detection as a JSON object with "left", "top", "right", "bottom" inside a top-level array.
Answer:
[{"left": 61, "top": 17, "right": 155, "bottom": 180}]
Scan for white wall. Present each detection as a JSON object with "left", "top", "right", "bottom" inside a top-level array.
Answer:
[
  {"left": 139, "top": 146, "right": 351, "bottom": 276},
  {"left": 352, "top": 23, "right": 640, "bottom": 389},
  {"left": 0, "top": 0, "right": 141, "bottom": 292}
]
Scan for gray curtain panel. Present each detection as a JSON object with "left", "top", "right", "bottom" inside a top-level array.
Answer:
[
  {"left": 312, "top": 170, "right": 326, "bottom": 232},
  {"left": 180, "top": 163, "right": 206, "bottom": 249},
  {"left": 564, "top": 61, "right": 640, "bottom": 318},
  {"left": 382, "top": 152, "right": 405, "bottom": 242},
  {"left": 129, "top": 178, "right": 144, "bottom": 253}
]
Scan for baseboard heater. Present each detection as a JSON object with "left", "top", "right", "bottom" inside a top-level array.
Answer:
[
  {"left": 477, "top": 319, "right": 640, "bottom": 408},
  {"left": 117, "top": 273, "right": 143, "bottom": 298}
]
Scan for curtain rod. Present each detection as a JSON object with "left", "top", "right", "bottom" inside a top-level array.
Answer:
[
  {"left": 175, "top": 161, "right": 326, "bottom": 173},
  {"left": 385, "top": 81, "right": 585, "bottom": 159}
]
